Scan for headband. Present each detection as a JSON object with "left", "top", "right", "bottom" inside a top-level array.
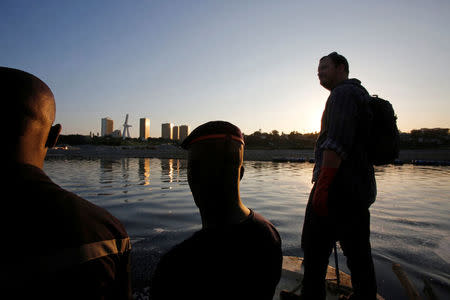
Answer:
[{"left": 185, "top": 134, "right": 245, "bottom": 147}]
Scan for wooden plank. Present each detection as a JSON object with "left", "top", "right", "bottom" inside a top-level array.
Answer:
[
  {"left": 392, "top": 263, "right": 422, "bottom": 300},
  {"left": 274, "top": 256, "right": 385, "bottom": 300}
]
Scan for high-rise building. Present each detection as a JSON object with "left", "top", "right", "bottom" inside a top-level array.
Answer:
[
  {"left": 179, "top": 125, "right": 190, "bottom": 141},
  {"left": 172, "top": 126, "right": 179, "bottom": 140},
  {"left": 161, "top": 123, "right": 173, "bottom": 139},
  {"left": 112, "top": 129, "right": 122, "bottom": 137},
  {"left": 101, "top": 117, "right": 113, "bottom": 136},
  {"left": 140, "top": 118, "right": 150, "bottom": 140}
]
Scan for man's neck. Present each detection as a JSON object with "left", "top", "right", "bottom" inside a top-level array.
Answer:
[
  {"left": 331, "top": 76, "right": 349, "bottom": 90},
  {"left": 200, "top": 198, "right": 251, "bottom": 229},
  {"left": 10, "top": 145, "right": 45, "bottom": 170}
]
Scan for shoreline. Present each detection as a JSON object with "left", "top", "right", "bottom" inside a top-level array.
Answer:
[{"left": 47, "top": 145, "right": 450, "bottom": 163}]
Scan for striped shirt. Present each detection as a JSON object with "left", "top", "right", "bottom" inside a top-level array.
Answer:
[{"left": 313, "top": 79, "right": 376, "bottom": 207}]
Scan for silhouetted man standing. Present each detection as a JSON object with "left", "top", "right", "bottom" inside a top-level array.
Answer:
[
  {"left": 151, "top": 121, "right": 282, "bottom": 300},
  {"left": 1, "top": 67, "right": 132, "bottom": 299},
  {"left": 300, "top": 52, "right": 377, "bottom": 300}
]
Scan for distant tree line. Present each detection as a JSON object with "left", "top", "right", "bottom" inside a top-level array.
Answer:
[
  {"left": 243, "top": 130, "right": 319, "bottom": 150},
  {"left": 56, "top": 128, "right": 449, "bottom": 150},
  {"left": 56, "top": 135, "right": 178, "bottom": 147},
  {"left": 399, "top": 128, "right": 450, "bottom": 149},
  {"left": 244, "top": 128, "right": 450, "bottom": 149}
]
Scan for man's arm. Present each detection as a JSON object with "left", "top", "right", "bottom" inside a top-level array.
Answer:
[
  {"left": 116, "top": 250, "right": 133, "bottom": 300},
  {"left": 312, "top": 86, "right": 358, "bottom": 216},
  {"left": 322, "top": 149, "right": 342, "bottom": 168},
  {"left": 312, "top": 150, "right": 341, "bottom": 216}
]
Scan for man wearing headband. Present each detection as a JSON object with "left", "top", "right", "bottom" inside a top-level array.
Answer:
[{"left": 151, "top": 121, "right": 282, "bottom": 300}]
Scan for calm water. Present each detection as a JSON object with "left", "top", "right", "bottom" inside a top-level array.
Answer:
[{"left": 44, "top": 157, "right": 450, "bottom": 299}]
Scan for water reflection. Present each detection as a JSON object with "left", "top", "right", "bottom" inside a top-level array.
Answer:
[
  {"left": 99, "top": 159, "right": 115, "bottom": 186},
  {"left": 161, "top": 159, "right": 173, "bottom": 183},
  {"left": 251, "top": 161, "right": 265, "bottom": 171},
  {"left": 98, "top": 158, "right": 189, "bottom": 192},
  {"left": 160, "top": 159, "right": 186, "bottom": 183},
  {"left": 121, "top": 158, "right": 131, "bottom": 188},
  {"left": 138, "top": 158, "right": 151, "bottom": 186}
]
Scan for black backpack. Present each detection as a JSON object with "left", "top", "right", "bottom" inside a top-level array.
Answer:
[{"left": 365, "top": 94, "right": 400, "bottom": 165}]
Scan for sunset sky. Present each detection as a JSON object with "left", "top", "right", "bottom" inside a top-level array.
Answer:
[{"left": 2, "top": 0, "right": 449, "bottom": 137}]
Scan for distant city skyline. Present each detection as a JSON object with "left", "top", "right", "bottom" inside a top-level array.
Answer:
[
  {"left": 2, "top": 1, "right": 449, "bottom": 137},
  {"left": 99, "top": 116, "right": 190, "bottom": 139},
  {"left": 97, "top": 113, "right": 448, "bottom": 139}
]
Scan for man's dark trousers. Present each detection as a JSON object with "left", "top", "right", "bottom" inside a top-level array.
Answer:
[{"left": 300, "top": 185, "right": 377, "bottom": 300}]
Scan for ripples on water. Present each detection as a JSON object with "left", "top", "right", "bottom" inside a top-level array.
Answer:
[{"left": 44, "top": 158, "right": 450, "bottom": 299}]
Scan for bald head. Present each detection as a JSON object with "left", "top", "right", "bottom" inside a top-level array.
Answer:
[
  {"left": 2, "top": 67, "right": 61, "bottom": 168},
  {"left": 1, "top": 67, "right": 56, "bottom": 136}
]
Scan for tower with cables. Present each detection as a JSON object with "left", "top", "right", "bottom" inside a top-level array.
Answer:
[{"left": 122, "top": 114, "right": 132, "bottom": 139}]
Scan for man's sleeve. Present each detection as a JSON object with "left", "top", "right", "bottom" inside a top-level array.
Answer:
[
  {"left": 116, "top": 250, "right": 133, "bottom": 299},
  {"left": 150, "top": 254, "right": 171, "bottom": 300},
  {"left": 320, "top": 87, "right": 359, "bottom": 159}
]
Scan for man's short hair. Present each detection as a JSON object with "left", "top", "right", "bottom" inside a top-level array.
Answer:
[
  {"left": 181, "top": 121, "right": 244, "bottom": 150},
  {"left": 321, "top": 52, "right": 349, "bottom": 74}
]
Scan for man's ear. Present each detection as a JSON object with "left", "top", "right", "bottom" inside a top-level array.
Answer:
[
  {"left": 240, "top": 165, "right": 245, "bottom": 181},
  {"left": 45, "top": 124, "right": 62, "bottom": 148},
  {"left": 337, "top": 63, "right": 346, "bottom": 75}
]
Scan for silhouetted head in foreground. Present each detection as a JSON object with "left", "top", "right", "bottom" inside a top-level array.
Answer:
[
  {"left": 181, "top": 121, "right": 250, "bottom": 228},
  {"left": 1, "top": 67, "right": 61, "bottom": 169},
  {"left": 318, "top": 51, "right": 349, "bottom": 91}
]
